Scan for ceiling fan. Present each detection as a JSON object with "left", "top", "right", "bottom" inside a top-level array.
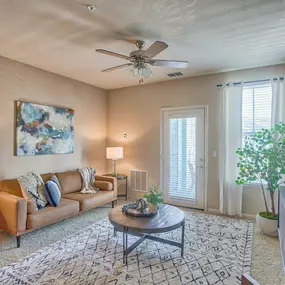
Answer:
[{"left": 95, "top": 40, "right": 188, "bottom": 78}]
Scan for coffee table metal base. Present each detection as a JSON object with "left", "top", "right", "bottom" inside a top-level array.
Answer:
[{"left": 116, "top": 221, "right": 185, "bottom": 265}]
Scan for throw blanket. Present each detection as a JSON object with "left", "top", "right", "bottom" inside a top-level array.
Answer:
[
  {"left": 78, "top": 167, "right": 99, "bottom": 194},
  {"left": 18, "top": 172, "right": 48, "bottom": 210}
]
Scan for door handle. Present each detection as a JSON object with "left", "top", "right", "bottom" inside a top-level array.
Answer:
[{"left": 200, "top": 158, "right": 204, "bottom": 168}]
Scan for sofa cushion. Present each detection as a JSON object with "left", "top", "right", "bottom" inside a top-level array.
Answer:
[
  {"left": 0, "top": 173, "right": 54, "bottom": 198},
  {"left": 0, "top": 173, "right": 54, "bottom": 214},
  {"left": 26, "top": 198, "right": 79, "bottom": 230},
  {"left": 0, "top": 180, "right": 38, "bottom": 214},
  {"left": 63, "top": 191, "right": 115, "bottom": 212},
  {"left": 95, "top": 181, "right": 113, "bottom": 191},
  {"left": 41, "top": 173, "right": 55, "bottom": 183},
  {"left": 0, "top": 179, "right": 23, "bottom": 197},
  {"left": 27, "top": 200, "right": 37, "bottom": 214},
  {"left": 44, "top": 176, "right": 61, "bottom": 207},
  {"left": 56, "top": 171, "right": 82, "bottom": 194}
]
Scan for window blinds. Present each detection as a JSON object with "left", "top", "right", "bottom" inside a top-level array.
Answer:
[
  {"left": 242, "top": 82, "right": 272, "bottom": 137},
  {"left": 168, "top": 117, "right": 196, "bottom": 201},
  {"left": 242, "top": 82, "right": 272, "bottom": 184}
]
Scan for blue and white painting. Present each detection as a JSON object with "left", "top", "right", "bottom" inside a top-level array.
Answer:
[{"left": 16, "top": 101, "right": 74, "bottom": 156}]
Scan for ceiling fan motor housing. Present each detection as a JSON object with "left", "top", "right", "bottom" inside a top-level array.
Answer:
[{"left": 130, "top": 50, "right": 145, "bottom": 57}]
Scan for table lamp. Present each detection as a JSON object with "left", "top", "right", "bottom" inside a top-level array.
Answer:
[{"left": 106, "top": 147, "right": 124, "bottom": 177}]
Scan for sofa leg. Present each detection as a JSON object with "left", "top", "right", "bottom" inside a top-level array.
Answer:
[
  {"left": 17, "top": 236, "right": 21, "bottom": 248},
  {"left": 112, "top": 200, "right": 117, "bottom": 208}
]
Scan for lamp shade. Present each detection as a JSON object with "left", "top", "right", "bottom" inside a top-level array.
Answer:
[{"left": 106, "top": 147, "right": 123, "bottom": 160}]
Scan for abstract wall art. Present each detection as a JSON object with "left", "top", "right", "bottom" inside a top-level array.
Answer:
[{"left": 16, "top": 101, "right": 74, "bottom": 156}]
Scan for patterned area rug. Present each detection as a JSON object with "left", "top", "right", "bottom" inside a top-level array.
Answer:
[{"left": 0, "top": 211, "right": 253, "bottom": 285}]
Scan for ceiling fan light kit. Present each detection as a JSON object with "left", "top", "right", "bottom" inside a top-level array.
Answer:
[
  {"left": 129, "top": 63, "right": 152, "bottom": 77},
  {"left": 95, "top": 40, "right": 188, "bottom": 81}
]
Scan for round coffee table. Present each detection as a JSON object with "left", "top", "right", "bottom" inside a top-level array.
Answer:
[{"left": 108, "top": 204, "right": 185, "bottom": 264}]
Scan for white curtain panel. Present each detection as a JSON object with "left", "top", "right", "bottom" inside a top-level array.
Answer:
[
  {"left": 271, "top": 78, "right": 285, "bottom": 187},
  {"left": 272, "top": 78, "right": 285, "bottom": 124},
  {"left": 220, "top": 84, "right": 243, "bottom": 216}
]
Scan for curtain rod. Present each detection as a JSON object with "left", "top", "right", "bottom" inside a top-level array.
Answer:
[{"left": 216, "top": 76, "right": 284, "bottom": 88}]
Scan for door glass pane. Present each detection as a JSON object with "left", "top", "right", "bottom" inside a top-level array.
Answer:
[{"left": 168, "top": 117, "right": 196, "bottom": 200}]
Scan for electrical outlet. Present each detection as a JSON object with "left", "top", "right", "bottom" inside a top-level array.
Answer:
[{"left": 123, "top": 133, "right": 128, "bottom": 140}]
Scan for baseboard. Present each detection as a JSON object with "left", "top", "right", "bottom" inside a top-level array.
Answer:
[
  {"left": 242, "top": 213, "right": 256, "bottom": 220},
  {"left": 207, "top": 208, "right": 220, "bottom": 214},
  {"left": 206, "top": 208, "right": 256, "bottom": 220}
]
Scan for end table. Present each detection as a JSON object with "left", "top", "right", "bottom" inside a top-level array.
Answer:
[{"left": 103, "top": 173, "right": 128, "bottom": 200}]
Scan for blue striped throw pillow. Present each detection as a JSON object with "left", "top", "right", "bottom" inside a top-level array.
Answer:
[{"left": 44, "top": 176, "right": 61, "bottom": 207}]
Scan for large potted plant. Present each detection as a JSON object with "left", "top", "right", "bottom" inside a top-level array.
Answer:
[{"left": 236, "top": 123, "right": 285, "bottom": 236}]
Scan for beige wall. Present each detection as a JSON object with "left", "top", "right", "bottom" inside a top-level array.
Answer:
[
  {"left": 107, "top": 64, "right": 285, "bottom": 214},
  {"left": 0, "top": 54, "right": 283, "bottom": 214},
  {"left": 0, "top": 56, "right": 108, "bottom": 179}
]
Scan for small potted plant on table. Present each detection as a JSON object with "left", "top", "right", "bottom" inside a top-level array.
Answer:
[
  {"left": 236, "top": 123, "right": 285, "bottom": 236},
  {"left": 144, "top": 184, "right": 164, "bottom": 212}
]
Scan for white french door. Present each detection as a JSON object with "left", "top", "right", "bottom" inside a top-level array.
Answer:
[{"left": 161, "top": 107, "right": 205, "bottom": 209}]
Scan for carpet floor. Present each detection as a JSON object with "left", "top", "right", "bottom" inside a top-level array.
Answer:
[{"left": 0, "top": 203, "right": 284, "bottom": 285}]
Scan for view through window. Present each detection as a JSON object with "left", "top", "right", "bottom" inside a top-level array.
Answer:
[
  {"left": 242, "top": 82, "right": 272, "bottom": 184},
  {"left": 242, "top": 82, "right": 272, "bottom": 139}
]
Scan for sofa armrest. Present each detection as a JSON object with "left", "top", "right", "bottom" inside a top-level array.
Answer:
[
  {"left": 95, "top": 175, "right": 117, "bottom": 198},
  {"left": 0, "top": 191, "right": 27, "bottom": 235}
]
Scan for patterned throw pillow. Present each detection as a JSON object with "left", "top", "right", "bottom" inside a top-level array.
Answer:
[
  {"left": 44, "top": 176, "right": 61, "bottom": 207},
  {"left": 18, "top": 172, "right": 48, "bottom": 210}
]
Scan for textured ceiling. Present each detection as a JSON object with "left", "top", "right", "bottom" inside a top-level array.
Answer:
[{"left": 0, "top": 0, "right": 285, "bottom": 90}]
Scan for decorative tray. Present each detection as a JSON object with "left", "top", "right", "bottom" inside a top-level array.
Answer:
[{"left": 122, "top": 204, "right": 158, "bottom": 217}]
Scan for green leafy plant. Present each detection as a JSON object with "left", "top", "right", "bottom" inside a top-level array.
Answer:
[
  {"left": 144, "top": 184, "right": 163, "bottom": 206},
  {"left": 236, "top": 122, "right": 285, "bottom": 218}
]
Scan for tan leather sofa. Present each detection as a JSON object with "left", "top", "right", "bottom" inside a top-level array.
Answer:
[{"left": 0, "top": 171, "right": 117, "bottom": 247}]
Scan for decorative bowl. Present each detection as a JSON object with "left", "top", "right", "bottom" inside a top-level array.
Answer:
[{"left": 122, "top": 203, "right": 158, "bottom": 217}]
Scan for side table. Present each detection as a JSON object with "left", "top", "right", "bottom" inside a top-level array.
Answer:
[{"left": 103, "top": 174, "right": 128, "bottom": 200}]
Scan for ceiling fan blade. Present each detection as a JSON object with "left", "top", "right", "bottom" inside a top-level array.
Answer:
[
  {"left": 96, "top": 49, "right": 130, "bottom": 60},
  {"left": 143, "top": 41, "right": 168, "bottom": 59},
  {"left": 150, "top": 60, "right": 188, "bottom": 68},
  {"left": 101, "top": 63, "right": 133, "bottom": 72}
]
